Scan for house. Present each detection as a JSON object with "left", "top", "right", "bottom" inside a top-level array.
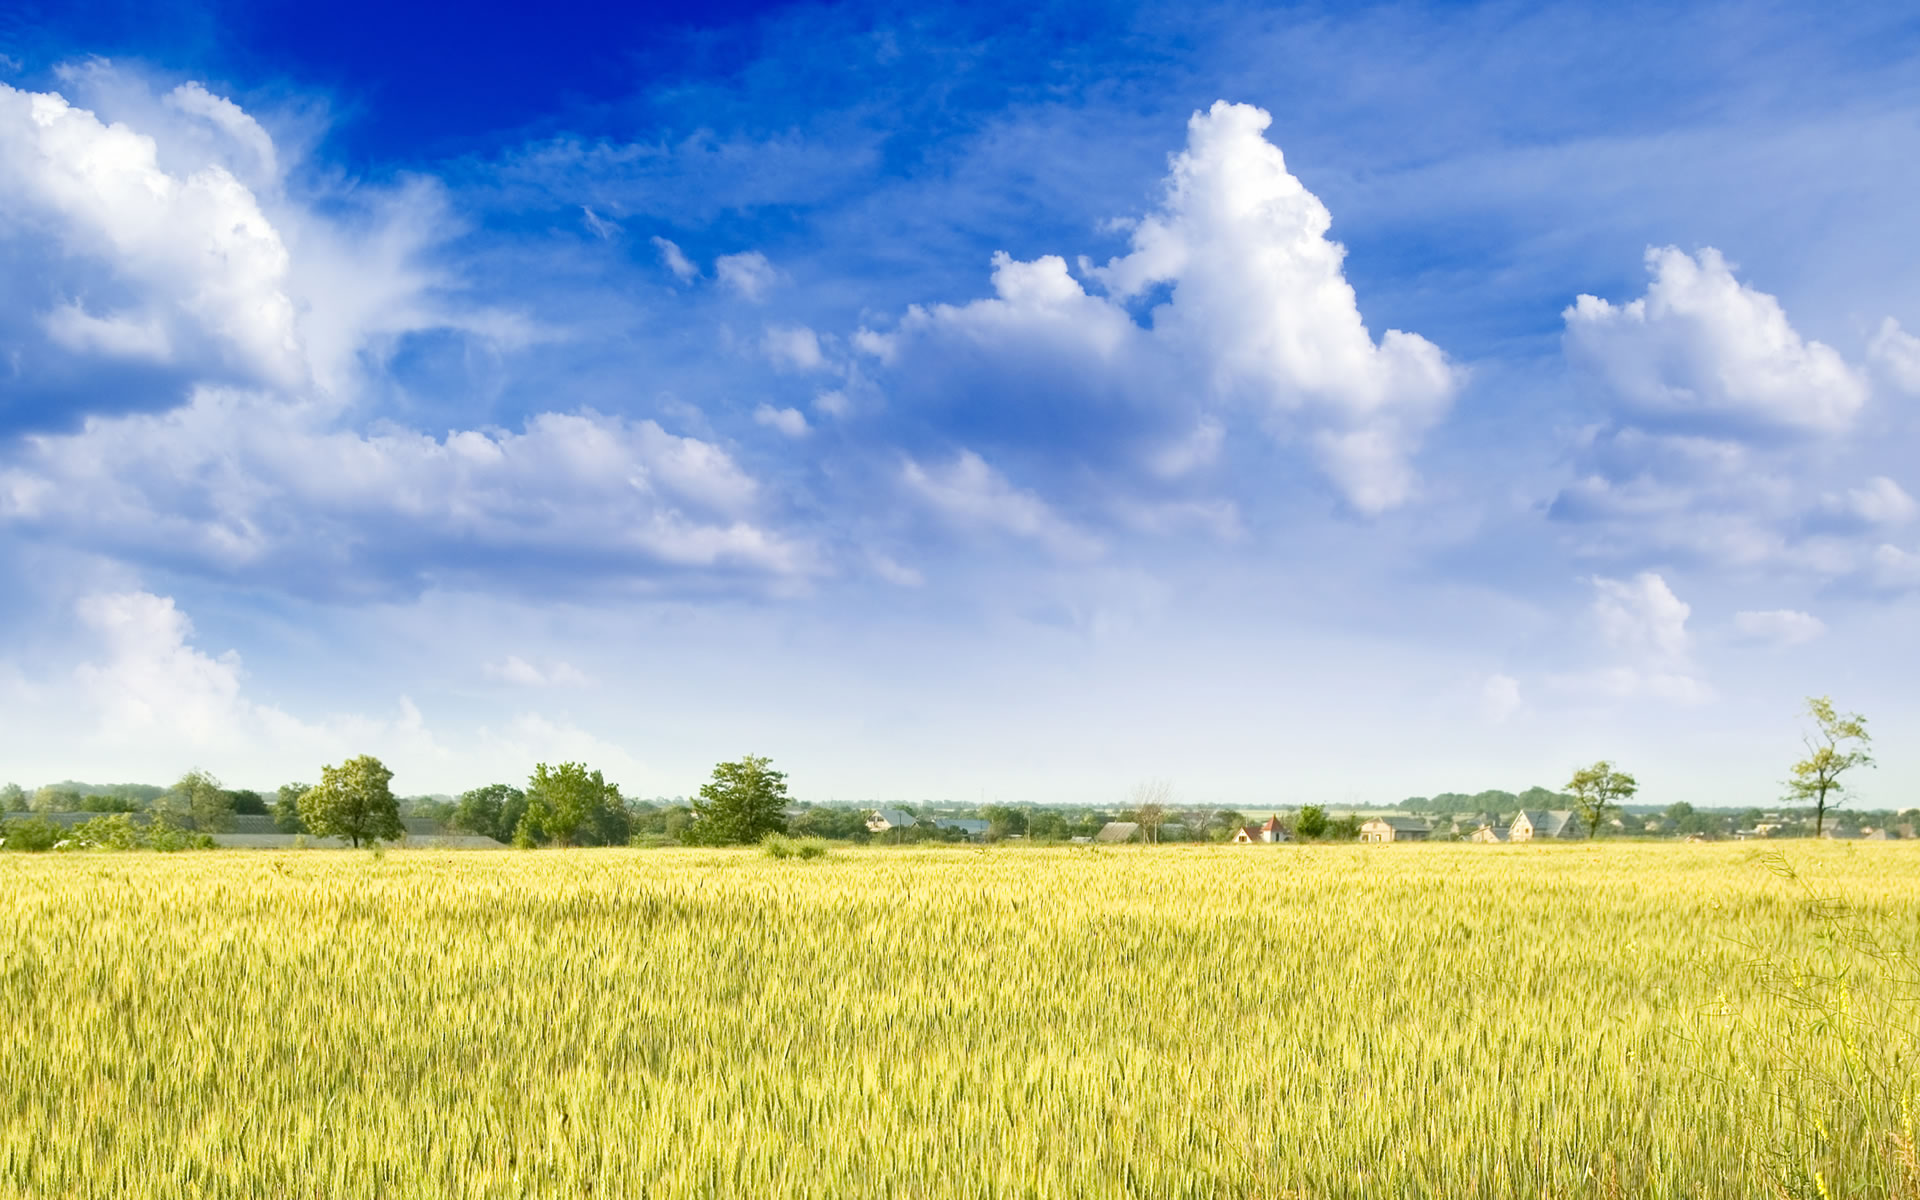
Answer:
[
  {"left": 1093, "top": 821, "right": 1141, "bottom": 843},
  {"left": 865, "top": 808, "right": 918, "bottom": 833},
  {"left": 938, "top": 818, "right": 990, "bottom": 841},
  {"left": 1469, "top": 824, "right": 1506, "bottom": 843},
  {"left": 1508, "top": 810, "right": 1583, "bottom": 841},
  {"left": 1233, "top": 816, "right": 1290, "bottom": 844},
  {"left": 1359, "top": 814, "right": 1436, "bottom": 840}
]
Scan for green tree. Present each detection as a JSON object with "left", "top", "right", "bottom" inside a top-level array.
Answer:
[
  {"left": 453, "top": 783, "right": 524, "bottom": 843},
  {"left": 298, "top": 756, "right": 403, "bottom": 848},
  {"left": 1294, "top": 805, "right": 1329, "bottom": 840},
  {"left": 224, "top": 789, "right": 269, "bottom": 815},
  {"left": 522, "top": 762, "right": 626, "bottom": 848},
  {"left": 686, "top": 755, "right": 790, "bottom": 845},
  {"left": 1787, "top": 696, "right": 1874, "bottom": 837},
  {"left": 0, "top": 783, "right": 23, "bottom": 811},
  {"left": 159, "top": 769, "right": 234, "bottom": 832},
  {"left": 273, "top": 783, "right": 311, "bottom": 833},
  {"left": 30, "top": 785, "right": 84, "bottom": 813},
  {"left": 1565, "top": 761, "right": 1638, "bottom": 839}
]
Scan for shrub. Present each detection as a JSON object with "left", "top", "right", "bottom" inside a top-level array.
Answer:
[
  {"left": 67, "top": 814, "right": 144, "bottom": 850},
  {"left": 762, "top": 834, "right": 830, "bottom": 861},
  {"left": 0, "top": 817, "right": 63, "bottom": 852}
]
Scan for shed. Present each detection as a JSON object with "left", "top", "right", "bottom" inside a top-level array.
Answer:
[{"left": 1093, "top": 821, "right": 1141, "bottom": 843}]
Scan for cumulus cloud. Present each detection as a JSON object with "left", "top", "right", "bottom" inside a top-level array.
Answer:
[
  {"left": 1732, "top": 608, "right": 1826, "bottom": 646},
  {"left": 753, "top": 404, "right": 809, "bottom": 437},
  {"left": 1840, "top": 476, "right": 1917, "bottom": 526},
  {"left": 1868, "top": 318, "right": 1920, "bottom": 396},
  {"left": 0, "top": 389, "right": 812, "bottom": 595},
  {"left": 871, "top": 102, "right": 1460, "bottom": 513},
  {"left": 1564, "top": 247, "right": 1866, "bottom": 435},
  {"left": 1551, "top": 249, "right": 1910, "bottom": 580},
  {"left": 0, "top": 81, "right": 303, "bottom": 390},
  {"left": 715, "top": 250, "right": 777, "bottom": 301},
  {"left": 763, "top": 323, "right": 829, "bottom": 372},
  {"left": 69, "top": 590, "right": 445, "bottom": 775},
  {"left": 901, "top": 449, "right": 1103, "bottom": 560},
  {"left": 1556, "top": 572, "right": 1710, "bottom": 703}
]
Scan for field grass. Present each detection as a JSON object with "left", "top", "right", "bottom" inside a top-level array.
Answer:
[{"left": 2, "top": 842, "right": 1916, "bottom": 1198}]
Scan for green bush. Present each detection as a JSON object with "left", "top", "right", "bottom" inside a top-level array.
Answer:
[
  {"left": 762, "top": 834, "right": 831, "bottom": 861},
  {"left": 67, "top": 814, "right": 144, "bottom": 850},
  {"left": 0, "top": 817, "right": 63, "bottom": 852}
]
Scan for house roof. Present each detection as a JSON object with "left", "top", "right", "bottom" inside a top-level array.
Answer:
[
  {"left": 1364, "top": 816, "right": 1432, "bottom": 832},
  {"left": 1094, "top": 821, "right": 1141, "bottom": 843},
  {"left": 940, "top": 818, "right": 989, "bottom": 835},
  {"left": 869, "top": 808, "right": 916, "bottom": 827}
]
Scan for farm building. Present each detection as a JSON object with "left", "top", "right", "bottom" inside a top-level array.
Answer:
[
  {"left": 1469, "top": 824, "right": 1506, "bottom": 843},
  {"left": 1093, "top": 821, "right": 1141, "bottom": 843},
  {"left": 938, "top": 818, "right": 990, "bottom": 840},
  {"left": 1508, "top": 810, "right": 1583, "bottom": 841},
  {"left": 1233, "top": 816, "right": 1290, "bottom": 844},
  {"left": 866, "top": 808, "right": 918, "bottom": 833},
  {"left": 1358, "top": 816, "right": 1431, "bottom": 843}
]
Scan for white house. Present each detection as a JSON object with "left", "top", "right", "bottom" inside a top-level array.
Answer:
[
  {"left": 866, "top": 808, "right": 918, "bottom": 833},
  {"left": 1358, "top": 816, "right": 1431, "bottom": 843},
  {"left": 1508, "top": 810, "right": 1583, "bottom": 841}
]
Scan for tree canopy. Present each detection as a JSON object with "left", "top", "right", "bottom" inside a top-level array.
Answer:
[
  {"left": 686, "top": 755, "right": 789, "bottom": 845},
  {"left": 1787, "top": 696, "right": 1874, "bottom": 837},
  {"left": 1565, "top": 761, "right": 1637, "bottom": 838},
  {"left": 298, "top": 756, "right": 403, "bottom": 848},
  {"left": 517, "top": 763, "right": 627, "bottom": 847}
]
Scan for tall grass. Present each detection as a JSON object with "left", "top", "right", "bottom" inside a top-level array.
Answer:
[{"left": 0, "top": 843, "right": 1914, "bottom": 1197}]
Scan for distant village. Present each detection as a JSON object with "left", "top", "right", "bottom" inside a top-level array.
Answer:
[{"left": 4, "top": 774, "right": 1915, "bottom": 851}]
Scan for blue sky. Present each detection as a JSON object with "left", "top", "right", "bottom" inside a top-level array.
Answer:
[{"left": 2, "top": 1, "right": 1918, "bottom": 809}]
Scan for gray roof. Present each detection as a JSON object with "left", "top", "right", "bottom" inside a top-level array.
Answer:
[
  {"left": 1093, "top": 821, "right": 1141, "bottom": 843},
  {"left": 940, "top": 818, "right": 989, "bottom": 835},
  {"left": 1366, "top": 816, "right": 1432, "bottom": 833},
  {"left": 868, "top": 808, "right": 917, "bottom": 828},
  {"left": 1513, "top": 810, "right": 1583, "bottom": 837}
]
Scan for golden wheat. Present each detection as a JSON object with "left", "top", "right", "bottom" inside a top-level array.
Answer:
[{"left": 0, "top": 842, "right": 1914, "bottom": 1198}]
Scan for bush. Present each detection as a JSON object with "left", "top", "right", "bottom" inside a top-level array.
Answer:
[
  {"left": 67, "top": 814, "right": 144, "bottom": 850},
  {"left": 762, "top": 834, "right": 830, "bottom": 861},
  {"left": 0, "top": 816, "right": 63, "bottom": 852}
]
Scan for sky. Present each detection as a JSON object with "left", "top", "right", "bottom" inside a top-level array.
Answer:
[{"left": 1, "top": 0, "right": 1917, "bottom": 809}]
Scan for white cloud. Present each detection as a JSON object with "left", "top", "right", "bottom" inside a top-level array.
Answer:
[
  {"left": 875, "top": 101, "right": 1459, "bottom": 512},
  {"left": 0, "top": 67, "right": 473, "bottom": 407},
  {"left": 1147, "top": 417, "right": 1224, "bottom": 479},
  {"left": 1841, "top": 476, "right": 1917, "bottom": 526},
  {"left": 1868, "top": 318, "right": 1920, "bottom": 395},
  {"left": 68, "top": 590, "right": 446, "bottom": 776},
  {"left": 901, "top": 450, "right": 1103, "bottom": 560},
  {"left": 651, "top": 235, "right": 697, "bottom": 282},
  {"left": 1732, "top": 609, "right": 1826, "bottom": 646},
  {"left": 42, "top": 302, "right": 172, "bottom": 361},
  {"left": 1564, "top": 247, "right": 1867, "bottom": 434},
  {"left": 813, "top": 389, "right": 852, "bottom": 418},
  {"left": 869, "top": 553, "right": 925, "bottom": 588},
  {"left": 763, "top": 323, "right": 828, "bottom": 371},
  {"left": 0, "top": 388, "right": 813, "bottom": 592},
  {"left": 1560, "top": 572, "right": 1710, "bottom": 703},
  {"left": 753, "top": 404, "right": 810, "bottom": 437},
  {"left": 0, "top": 82, "right": 302, "bottom": 386},
  {"left": 715, "top": 250, "right": 777, "bottom": 301},
  {"left": 581, "top": 206, "right": 621, "bottom": 239},
  {"left": 487, "top": 656, "right": 590, "bottom": 687}
]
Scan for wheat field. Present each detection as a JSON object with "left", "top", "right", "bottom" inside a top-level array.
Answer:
[{"left": 1, "top": 843, "right": 1915, "bottom": 1198}]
